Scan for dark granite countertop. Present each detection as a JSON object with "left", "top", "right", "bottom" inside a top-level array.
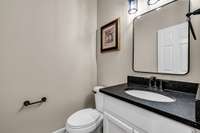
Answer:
[{"left": 100, "top": 76, "right": 200, "bottom": 129}]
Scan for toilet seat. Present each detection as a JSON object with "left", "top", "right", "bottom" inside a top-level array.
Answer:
[{"left": 66, "top": 108, "right": 103, "bottom": 133}]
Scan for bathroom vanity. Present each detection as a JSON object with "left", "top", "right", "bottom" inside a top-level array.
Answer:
[
  {"left": 99, "top": 1, "right": 199, "bottom": 132},
  {"left": 100, "top": 76, "right": 200, "bottom": 133}
]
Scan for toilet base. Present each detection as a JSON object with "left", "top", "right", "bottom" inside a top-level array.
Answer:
[
  {"left": 52, "top": 128, "right": 66, "bottom": 133},
  {"left": 53, "top": 123, "right": 103, "bottom": 133}
]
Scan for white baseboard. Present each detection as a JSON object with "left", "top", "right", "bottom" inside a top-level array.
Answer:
[{"left": 52, "top": 128, "right": 66, "bottom": 133}]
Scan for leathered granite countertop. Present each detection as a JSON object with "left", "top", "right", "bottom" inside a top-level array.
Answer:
[{"left": 100, "top": 76, "right": 200, "bottom": 129}]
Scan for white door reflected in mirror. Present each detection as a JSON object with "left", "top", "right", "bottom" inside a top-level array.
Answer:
[{"left": 158, "top": 22, "right": 188, "bottom": 74}]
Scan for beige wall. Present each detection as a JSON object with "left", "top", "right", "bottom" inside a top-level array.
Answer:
[
  {"left": 0, "top": 0, "right": 97, "bottom": 133},
  {"left": 97, "top": 0, "right": 200, "bottom": 86}
]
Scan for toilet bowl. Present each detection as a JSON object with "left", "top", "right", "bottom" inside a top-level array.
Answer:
[{"left": 65, "top": 86, "right": 104, "bottom": 133}]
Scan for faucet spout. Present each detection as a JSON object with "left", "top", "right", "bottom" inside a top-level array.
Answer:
[{"left": 149, "top": 76, "right": 163, "bottom": 92}]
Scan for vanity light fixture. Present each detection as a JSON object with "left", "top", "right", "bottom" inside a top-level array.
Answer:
[
  {"left": 128, "top": 0, "right": 138, "bottom": 14},
  {"left": 147, "top": 0, "right": 160, "bottom": 5}
]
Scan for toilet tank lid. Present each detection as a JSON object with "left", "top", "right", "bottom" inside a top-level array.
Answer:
[
  {"left": 66, "top": 108, "right": 101, "bottom": 129},
  {"left": 93, "top": 86, "right": 104, "bottom": 93}
]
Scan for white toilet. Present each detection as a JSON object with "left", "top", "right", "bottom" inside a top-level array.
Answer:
[{"left": 65, "top": 86, "right": 104, "bottom": 133}]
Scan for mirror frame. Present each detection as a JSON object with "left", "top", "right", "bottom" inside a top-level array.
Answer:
[{"left": 132, "top": 0, "right": 191, "bottom": 75}]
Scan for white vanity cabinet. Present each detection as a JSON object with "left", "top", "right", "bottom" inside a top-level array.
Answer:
[
  {"left": 102, "top": 94, "right": 196, "bottom": 133},
  {"left": 103, "top": 112, "right": 133, "bottom": 133},
  {"left": 103, "top": 112, "right": 144, "bottom": 133}
]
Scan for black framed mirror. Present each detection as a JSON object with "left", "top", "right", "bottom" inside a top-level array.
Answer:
[{"left": 133, "top": 0, "right": 190, "bottom": 75}]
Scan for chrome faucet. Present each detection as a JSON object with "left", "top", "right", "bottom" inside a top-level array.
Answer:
[
  {"left": 149, "top": 76, "right": 157, "bottom": 89},
  {"left": 149, "top": 76, "right": 163, "bottom": 91}
]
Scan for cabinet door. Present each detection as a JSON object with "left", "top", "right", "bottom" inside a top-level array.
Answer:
[{"left": 104, "top": 112, "right": 133, "bottom": 133}]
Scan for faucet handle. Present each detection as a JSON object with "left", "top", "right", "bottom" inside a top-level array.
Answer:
[
  {"left": 156, "top": 79, "right": 163, "bottom": 91},
  {"left": 149, "top": 76, "right": 157, "bottom": 88},
  {"left": 196, "top": 84, "right": 200, "bottom": 100}
]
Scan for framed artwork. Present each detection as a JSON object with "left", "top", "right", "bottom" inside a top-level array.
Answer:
[{"left": 101, "top": 18, "right": 120, "bottom": 52}]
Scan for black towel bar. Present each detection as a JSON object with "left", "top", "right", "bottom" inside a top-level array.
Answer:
[{"left": 23, "top": 97, "right": 47, "bottom": 107}]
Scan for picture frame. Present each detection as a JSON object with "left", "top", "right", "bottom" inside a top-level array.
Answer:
[{"left": 101, "top": 18, "right": 120, "bottom": 52}]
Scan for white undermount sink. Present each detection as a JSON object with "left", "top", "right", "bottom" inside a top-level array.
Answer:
[{"left": 125, "top": 90, "right": 176, "bottom": 103}]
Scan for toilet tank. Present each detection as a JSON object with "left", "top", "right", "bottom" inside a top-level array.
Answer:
[{"left": 93, "top": 86, "right": 104, "bottom": 113}]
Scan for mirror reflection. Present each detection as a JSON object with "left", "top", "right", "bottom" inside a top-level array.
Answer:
[{"left": 133, "top": 0, "right": 189, "bottom": 74}]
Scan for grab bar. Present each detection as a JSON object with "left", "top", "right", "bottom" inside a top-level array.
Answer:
[{"left": 23, "top": 97, "right": 47, "bottom": 107}]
